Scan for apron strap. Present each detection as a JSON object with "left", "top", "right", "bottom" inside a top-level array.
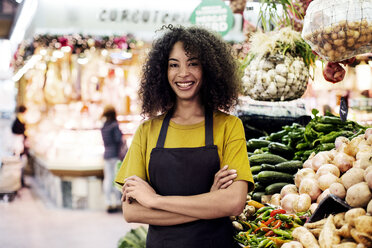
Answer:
[{"left": 156, "top": 108, "right": 214, "bottom": 148}]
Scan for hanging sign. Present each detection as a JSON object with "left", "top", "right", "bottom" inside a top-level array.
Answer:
[{"left": 189, "top": 0, "right": 234, "bottom": 36}]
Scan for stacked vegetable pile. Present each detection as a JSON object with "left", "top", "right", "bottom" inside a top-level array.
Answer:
[
  {"left": 247, "top": 110, "right": 367, "bottom": 203},
  {"left": 242, "top": 27, "right": 315, "bottom": 101},
  {"left": 281, "top": 128, "right": 372, "bottom": 214},
  {"left": 118, "top": 226, "right": 147, "bottom": 248},
  {"left": 232, "top": 201, "right": 310, "bottom": 248},
  {"left": 295, "top": 208, "right": 372, "bottom": 247}
]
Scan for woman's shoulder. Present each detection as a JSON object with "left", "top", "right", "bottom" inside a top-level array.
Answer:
[
  {"left": 137, "top": 114, "right": 165, "bottom": 132},
  {"left": 213, "top": 110, "right": 242, "bottom": 125}
]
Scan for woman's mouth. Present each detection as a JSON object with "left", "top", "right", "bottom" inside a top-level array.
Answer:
[{"left": 175, "top": 81, "right": 195, "bottom": 90}]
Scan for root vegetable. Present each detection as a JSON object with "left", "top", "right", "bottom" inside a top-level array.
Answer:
[
  {"left": 295, "top": 168, "right": 316, "bottom": 188},
  {"left": 293, "top": 194, "right": 312, "bottom": 213},
  {"left": 317, "top": 189, "right": 331, "bottom": 204},
  {"left": 312, "top": 152, "right": 333, "bottom": 171},
  {"left": 365, "top": 170, "right": 372, "bottom": 190},
  {"left": 309, "top": 228, "right": 322, "bottom": 238},
  {"left": 354, "top": 216, "right": 372, "bottom": 235},
  {"left": 334, "top": 212, "right": 346, "bottom": 228},
  {"left": 345, "top": 208, "right": 366, "bottom": 227},
  {"left": 350, "top": 229, "right": 372, "bottom": 248},
  {"left": 331, "top": 243, "right": 357, "bottom": 248},
  {"left": 354, "top": 149, "right": 372, "bottom": 170},
  {"left": 341, "top": 168, "right": 365, "bottom": 190},
  {"left": 365, "top": 128, "right": 372, "bottom": 140},
  {"left": 319, "top": 215, "right": 340, "bottom": 248},
  {"left": 335, "top": 224, "right": 352, "bottom": 238},
  {"left": 332, "top": 152, "right": 355, "bottom": 173},
  {"left": 345, "top": 182, "right": 372, "bottom": 208},
  {"left": 335, "top": 136, "right": 350, "bottom": 150},
  {"left": 292, "top": 226, "right": 320, "bottom": 248},
  {"left": 299, "top": 177, "right": 322, "bottom": 201},
  {"left": 318, "top": 174, "right": 340, "bottom": 191},
  {"left": 344, "top": 136, "right": 364, "bottom": 157},
  {"left": 282, "top": 241, "right": 304, "bottom": 248},
  {"left": 368, "top": 199, "right": 372, "bottom": 215},
  {"left": 281, "top": 193, "right": 300, "bottom": 213},
  {"left": 329, "top": 183, "right": 346, "bottom": 199},
  {"left": 303, "top": 159, "right": 313, "bottom": 169},
  {"left": 316, "top": 164, "right": 340, "bottom": 178},
  {"left": 305, "top": 218, "right": 326, "bottom": 229},
  {"left": 309, "top": 203, "right": 318, "bottom": 214}
]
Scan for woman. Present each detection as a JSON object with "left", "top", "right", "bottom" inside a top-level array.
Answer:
[
  {"left": 115, "top": 25, "right": 254, "bottom": 248},
  {"left": 101, "top": 105, "right": 124, "bottom": 213}
]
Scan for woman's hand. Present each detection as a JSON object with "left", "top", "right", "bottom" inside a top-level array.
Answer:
[
  {"left": 122, "top": 175, "right": 158, "bottom": 208},
  {"left": 210, "top": 165, "right": 237, "bottom": 192}
]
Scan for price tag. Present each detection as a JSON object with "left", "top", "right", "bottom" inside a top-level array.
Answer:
[{"left": 339, "top": 96, "right": 348, "bottom": 122}]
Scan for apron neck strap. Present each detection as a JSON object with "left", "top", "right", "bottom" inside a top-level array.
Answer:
[{"left": 156, "top": 108, "right": 214, "bottom": 148}]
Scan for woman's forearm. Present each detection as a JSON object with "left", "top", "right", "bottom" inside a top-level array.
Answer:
[
  {"left": 151, "top": 181, "right": 248, "bottom": 220},
  {"left": 122, "top": 200, "right": 198, "bottom": 226}
]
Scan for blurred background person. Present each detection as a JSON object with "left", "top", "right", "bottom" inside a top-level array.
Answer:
[{"left": 101, "top": 105, "right": 125, "bottom": 213}]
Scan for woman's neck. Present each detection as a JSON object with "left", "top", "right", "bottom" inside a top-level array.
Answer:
[{"left": 171, "top": 100, "right": 205, "bottom": 125}]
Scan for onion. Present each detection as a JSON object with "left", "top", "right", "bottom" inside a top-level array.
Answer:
[
  {"left": 335, "top": 136, "right": 349, "bottom": 150},
  {"left": 317, "top": 189, "right": 331, "bottom": 204},
  {"left": 303, "top": 159, "right": 313, "bottom": 169},
  {"left": 293, "top": 194, "right": 312, "bottom": 212},
  {"left": 317, "top": 173, "right": 340, "bottom": 191},
  {"left": 280, "top": 193, "right": 300, "bottom": 213},
  {"left": 311, "top": 151, "right": 332, "bottom": 171},
  {"left": 295, "top": 168, "right": 316, "bottom": 188},
  {"left": 364, "top": 128, "right": 372, "bottom": 140},
  {"left": 316, "top": 164, "right": 340, "bottom": 178},
  {"left": 280, "top": 184, "right": 298, "bottom": 199},
  {"left": 329, "top": 182, "right": 346, "bottom": 199},
  {"left": 299, "top": 177, "right": 322, "bottom": 202},
  {"left": 332, "top": 152, "right": 355, "bottom": 173},
  {"left": 309, "top": 203, "right": 319, "bottom": 214}
]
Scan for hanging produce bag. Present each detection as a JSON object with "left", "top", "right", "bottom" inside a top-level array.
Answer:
[{"left": 302, "top": 0, "right": 372, "bottom": 62}]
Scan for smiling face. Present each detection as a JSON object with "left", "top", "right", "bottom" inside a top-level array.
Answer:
[{"left": 167, "top": 41, "right": 203, "bottom": 104}]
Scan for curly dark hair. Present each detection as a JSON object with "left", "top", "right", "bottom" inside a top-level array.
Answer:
[{"left": 138, "top": 25, "right": 242, "bottom": 117}]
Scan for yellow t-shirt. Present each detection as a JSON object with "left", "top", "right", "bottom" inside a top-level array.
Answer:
[{"left": 115, "top": 111, "right": 254, "bottom": 191}]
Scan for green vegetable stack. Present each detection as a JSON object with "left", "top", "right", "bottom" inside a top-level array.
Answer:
[{"left": 247, "top": 109, "right": 367, "bottom": 202}]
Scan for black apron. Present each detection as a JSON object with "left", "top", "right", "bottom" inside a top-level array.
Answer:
[{"left": 147, "top": 109, "right": 234, "bottom": 248}]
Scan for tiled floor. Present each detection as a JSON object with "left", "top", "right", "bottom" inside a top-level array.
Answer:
[{"left": 0, "top": 176, "right": 143, "bottom": 248}]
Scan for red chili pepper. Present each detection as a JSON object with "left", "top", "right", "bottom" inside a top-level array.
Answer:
[
  {"left": 263, "top": 217, "right": 276, "bottom": 226},
  {"left": 265, "top": 230, "right": 275, "bottom": 237},
  {"left": 270, "top": 209, "right": 286, "bottom": 217},
  {"left": 272, "top": 220, "right": 282, "bottom": 229}
]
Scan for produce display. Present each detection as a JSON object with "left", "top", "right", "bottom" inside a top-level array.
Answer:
[
  {"left": 302, "top": 0, "right": 372, "bottom": 63},
  {"left": 242, "top": 28, "right": 315, "bottom": 101},
  {"left": 232, "top": 201, "right": 311, "bottom": 248},
  {"left": 247, "top": 110, "right": 367, "bottom": 203},
  {"left": 118, "top": 226, "right": 147, "bottom": 248}
]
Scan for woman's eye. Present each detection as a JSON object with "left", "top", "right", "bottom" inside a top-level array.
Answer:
[
  {"left": 189, "top": 62, "right": 199, "bottom": 67},
  {"left": 169, "top": 63, "right": 178, "bottom": 68}
]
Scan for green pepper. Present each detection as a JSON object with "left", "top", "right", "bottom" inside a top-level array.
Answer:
[
  {"left": 296, "top": 142, "right": 309, "bottom": 150},
  {"left": 277, "top": 214, "right": 293, "bottom": 222},
  {"left": 319, "top": 131, "right": 354, "bottom": 144},
  {"left": 272, "top": 229, "right": 292, "bottom": 239},
  {"left": 256, "top": 206, "right": 274, "bottom": 214},
  {"left": 318, "top": 142, "right": 335, "bottom": 151},
  {"left": 258, "top": 239, "right": 270, "bottom": 248},
  {"left": 320, "top": 116, "right": 345, "bottom": 125},
  {"left": 313, "top": 123, "right": 335, "bottom": 133},
  {"left": 349, "top": 129, "right": 365, "bottom": 139},
  {"left": 265, "top": 240, "right": 275, "bottom": 248}
]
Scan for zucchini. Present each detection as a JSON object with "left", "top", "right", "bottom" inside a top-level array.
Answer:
[
  {"left": 260, "top": 164, "right": 276, "bottom": 171},
  {"left": 256, "top": 171, "right": 294, "bottom": 184},
  {"left": 268, "top": 142, "right": 294, "bottom": 159},
  {"left": 265, "top": 182, "right": 289, "bottom": 195},
  {"left": 275, "top": 160, "right": 303, "bottom": 173},
  {"left": 251, "top": 166, "right": 262, "bottom": 174},
  {"left": 252, "top": 192, "right": 265, "bottom": 202},
  {"left": 249, "top": 153, "right": 288, "bottom": 166},
  {"left": 268, "top": 130, "right": 288, "bottom": 142},
  {"left": 246, "top": 139, "right": 270, "bottom": 151}
]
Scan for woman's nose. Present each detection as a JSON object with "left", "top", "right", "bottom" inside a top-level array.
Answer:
[{"left": 178, "top": 65, "right": 190, "bottom": 76}]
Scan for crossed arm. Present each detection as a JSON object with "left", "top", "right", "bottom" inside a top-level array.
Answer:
[{"left": 121, "top": 166, "right": 248, "bottom": 226}]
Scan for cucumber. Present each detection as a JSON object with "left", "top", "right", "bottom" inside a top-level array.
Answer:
[
  {"left": 253, "top": 174, "right": 258, "bottom": 182},
  {"left": 254, "top": 182, "right": 266, "bottom": 192},
  {"left": 252, "top": 192, "right": 265, "bottom": 202},
  {"left": 256, "top": 171, "right": 294, "bottom": 184},
  {"left": 249, "top": 153, "right": 288, "bottom": 166},
  {"left": 261, "top": 164, "right": 276, "bottom": 171},
  {"left": 251, "top": 166, "right": 262, "bottom": 174},
  {"left": 246, "top": 139, "right": 271, "bottom": 151},
  {"left": 265, "top": 182, "right": 289, "bottom": 195},
  {"left": 268, "top": 142, "right": 294, "bottom": 159},
  {"left": 275, "top": 160, "right": 303, "bottom": 173},
  {"left": 268, "top": 130, "right": 288, "bottom": 142}
]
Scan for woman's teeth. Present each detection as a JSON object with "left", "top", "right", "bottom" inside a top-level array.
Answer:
[{"left": 176, "top": 82, "right": 194, "bottom": 88}]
